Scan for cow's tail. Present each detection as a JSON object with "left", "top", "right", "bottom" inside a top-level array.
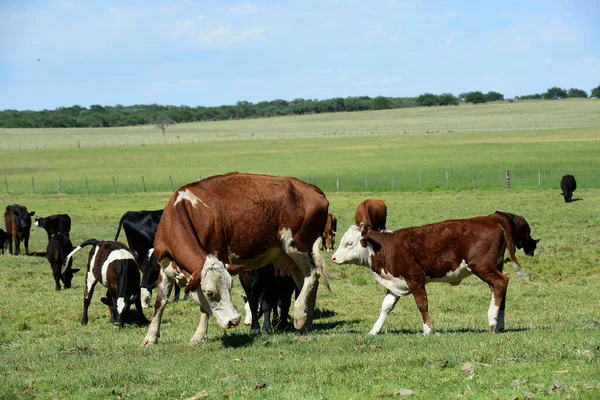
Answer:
[
  {"left": 114, "top": 212, "right": 130, "bottom": 241},
  {"left": 61, "top": 239, "right": 99, "bottom": 275},
  {"left": 497, "top": 219, "right": 531, "bottom": 281},
  {"left": 312, "top": 237, "right": 331, "bottom": 292}
]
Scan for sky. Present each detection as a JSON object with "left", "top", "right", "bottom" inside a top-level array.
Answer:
[{"left": 0, "top": 0, "right": 598, "bottom": 111}]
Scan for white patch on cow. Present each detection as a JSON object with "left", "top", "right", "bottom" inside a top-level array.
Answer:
[
  {"left": 423, "top": 323, "right": 432, "bottom": 335},
  {"left": 147, "top": 248, "right": 154, "bottom": 259},
  {"left": 280, "top": 228, "right": 302, "bottom": 254},
  {"left": 372, "top": 269, "right": 411, "bottom": 298},
  {"left": 369, "top": 292, "right": 399, "bottom": 335},
  {"left": 101, "top": 249, "right": 135, "bottom": 286},
  {"left": 199, "top": 255, "right": 240, "bottom": 330},
  {"left": 85, "top": 246, "right": 101, "bottom": 297},
  {"left": 174, "top": 189, "right": 210, "bottom": 209},
  {"left": 141, "top": 287, "right": 152, "bottom": 308},
  {"left": 117, "top": 297, "right": 126, "bottom": 314},
  {"left": 488, "top": 293, "right": 500, "bottom": 330},
  {"left": 331, "top": 225, "right": 373, "bottom": 267},
  {"left": 426, "top": 259, "right": 472, "bottom": 285},
  {"left": 34, "top": 220, "right": 39, "bottom": 227},
  {"left": 243, "top": 301, "right": 252, "bottom": 326}
]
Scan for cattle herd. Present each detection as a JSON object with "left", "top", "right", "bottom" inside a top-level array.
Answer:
[{"left": 3, "top": 171, "right": 583, "bottom": 346}]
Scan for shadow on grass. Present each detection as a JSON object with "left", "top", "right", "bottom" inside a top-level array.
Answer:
[
  {"left": 382, "top": 326, "right": 534, "bottom": 335},
  {"left": 27, "top": 251, "right": 47, "bottom": 258}
]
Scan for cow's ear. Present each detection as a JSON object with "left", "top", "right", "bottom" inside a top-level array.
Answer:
[
  {"left": 226, "top": 263, "right": 245, "bottom": 276},
  {"left": 30, "top": 211, "right": 35, "bottom": 216},
  {"left": 360, "top": 238, "right": 368, "bottom": 248},
  {"left": 360, "top": 223, "right": 373, "bottom": 238},
  {"left": 535, "top": 238, "right": 540, "bottom": 243}
]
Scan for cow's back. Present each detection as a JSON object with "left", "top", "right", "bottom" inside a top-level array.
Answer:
[{"left": 355, "top": 199, "right": 387, "bottom": 231}]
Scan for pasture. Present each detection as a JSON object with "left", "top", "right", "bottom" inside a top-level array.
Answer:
[{"left": 1, "top": 189, "right": 599, "bottom": 399}]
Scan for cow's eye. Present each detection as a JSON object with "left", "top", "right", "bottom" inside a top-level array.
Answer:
[
  {"left": 346, "top": 241, "right": 353, "bottom": 247},
  {"left": 205, "top": 290, "right": 214, "bottom": 298}
]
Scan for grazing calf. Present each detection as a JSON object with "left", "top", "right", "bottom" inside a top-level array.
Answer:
[
  {"left": 34, "top": 214, "right": 71, "bottom": 242},
  {"left": 354, "top": 199, "right": 387, "bottom": 231},
  {"left": 46, "top": 232, "right": 80, "bottom": 290},
  {"left": 321, "top": 213, "right": 337, "bottom": 251},
  {"left": 494, "top": 211, "right": 539, "bottom": 257},
  {"left": 239, "top": 264, "right": 297, "bottom": 332},
  {"left": 63, "top": 240, "right": 148, "bottom": 327},
  {"left": 4, "top": 204, "right": 35, "bottom": 255},
  {"left": 0, "top": 228, "right": 10, "bottom": 254},
  {"left": 560, "top": 174, "right": 577, "bottom": 203},
  {"left": 332, "top": 215, "right": 530, "bottom": 335}
]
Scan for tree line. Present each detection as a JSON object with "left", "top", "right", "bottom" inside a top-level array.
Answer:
[{"left": 1, "top": 85, "right": 598, "bottom": 129}]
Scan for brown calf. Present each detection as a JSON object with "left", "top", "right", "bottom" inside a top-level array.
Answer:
[
  {"left": 354, "top": 199, "right": 387, "bottom": 231},
  {"left": 321, "top": 213, "right": 337, "bottom": 251}
]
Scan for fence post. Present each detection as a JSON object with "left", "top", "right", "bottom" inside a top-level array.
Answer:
[
  {"left": 505, "top": 170, "right": 510, "bottom": 190},
  {"left": 336, "top": 173, "right": 340, "bottom": 192},
  {"left": 198, "top": 175, "right": 201, "bottom": 182},
  {"left": 58, "top": 177, "right": 61, "bottom": 194},
  {"left": 31, "top": 177, "right": 35, "bottom": 194},
  {"left": 112, "top": 177, "right": 117, "bottom": 194},
  {"left": 538, "top": 169, "right": 541, "bottom": 189},
  {"left": 4, "top": 177, "right": 8, "bottom": 194},
  {"left": 85, "top": 176, "right": 89, "bottom": 194},
  {"left": 142, "top": 176, "right": 146, "bottom": 192},
  {"left": 472, "top": 171, "right": 476, "bottom": 190},
  {"left": 445, "top": 171, "right": 449, "bottom": 190},
  {"left": 392, "top": 174, "right": 395, "bottom": 191},
  {"left": 418, "top": 173, "right": 422, "bottom": 191},
  {"left": 364, "top": 174, "right": 368, "bottom": 192},
  {"left": 169, "top": 176, "right": 174, "bottom": 192}
]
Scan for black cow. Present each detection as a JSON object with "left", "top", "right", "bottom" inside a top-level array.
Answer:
[
  {"left": 46, "top": 232, "right": 80, "bottom": 290},
  {"left": 34, "top": 214, "right": 72, "bottom": 242},
  {"left": 4, "top": 204, "right": 35, "bottom": 255},
  {"left": 560, "top": 174, "right": 577, "bottom": 203},
  {"left": 114, "top": 210, "right": 182, "bottom": 307},
  {"left": 494, "top": 211, "right": 539, "bottom": 257},
  {"left": 0, "top": 228, "right": 10, "bottom": 254},
  {"left": 239, "top": 264, "right": 298, "bottom": 332}
]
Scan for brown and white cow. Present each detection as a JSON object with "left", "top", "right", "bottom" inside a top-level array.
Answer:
[
  {"left": 63, "top": 239, "right": 148, "bottom": 327},
  {"left": 331, "top": 214, "right": 530, "bottom": 335},
  {"left": 321, "top": 213, "right": 337, "bottom": 251},
  {"left": 142, "top": 172, "right": 329, "bottom": 346},
  {"left": 354, "top": 199, "right": 387, "bottom": 231}
]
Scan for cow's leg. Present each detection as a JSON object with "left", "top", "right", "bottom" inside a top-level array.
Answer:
[
  {"left": 81, "top": 278, "right": 98, "bottom": 326},
  {"left": 133, "top": 293, "right": 149, "bottom": 326},
  {"left": 189, "top": 305, "right": 210, "bottom": 345},
  {"left": 369, "top": 291, "right": 400, "bottom": 335},
  {"left": 52, "top": 268, "right": 62, "bottom": 291},
  {"left": 141, "top": 268, "right": 174, "bottom": 346},
  {"left": 23, "top": 235, "right": 30, "bottom": 255},
  {"left": 14, "top": 237, "right": 20, "bottom": 256},
  {"left": 406, "top": 280, "right": 432, "bottom": 335},
  {"left": 173, "top": 285, "right": 181, "bottom": 302},
  {"left": 472, "top": 267, "right": 509, "bottom": 333},
  {"left": 290, "top": 260, "right": 319, "bottom": 332}
]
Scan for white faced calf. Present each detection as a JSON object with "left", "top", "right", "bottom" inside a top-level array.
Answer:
[{"left": 63, "top": 239, "right": 149, "bottom": 327}]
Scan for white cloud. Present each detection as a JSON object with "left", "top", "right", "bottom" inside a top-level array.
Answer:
[
  {"left": 178, "top": 79, "right": 205, "bottom": 90},
  {"left": 541, "top": 19, "right": 574, "bottom": 43},
  {"left": 227, "top": 2, "right": 259, "bottom": 15},
  {"left": 171, "top": 15, "right": 266, "bottom": 47}
]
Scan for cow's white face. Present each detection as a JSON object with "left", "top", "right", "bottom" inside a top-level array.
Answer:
[
  {"left": 331, "top": 225, "right": 372, "bottom": 267},
  {"left": 199, "top": 255, "right": 241, "bottom": 330}
]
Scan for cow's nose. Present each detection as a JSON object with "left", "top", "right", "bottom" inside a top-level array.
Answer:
[
  {"left": 331, "top": 255, "right": 336, "bottom": 263},
  {"left": 228, "top": 316, "right": 241, "bottom": 328}
]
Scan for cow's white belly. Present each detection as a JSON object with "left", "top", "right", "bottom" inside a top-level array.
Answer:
[
  {"left": 426, "top": 259, "right": 472, "bottom": 286},
  {"left": 371, "top": 269, "right": 411, "bottom": 297}
]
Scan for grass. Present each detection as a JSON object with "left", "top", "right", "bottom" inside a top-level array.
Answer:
[{"left": 1, "top": 189, "right": 599, "bottom": 399}]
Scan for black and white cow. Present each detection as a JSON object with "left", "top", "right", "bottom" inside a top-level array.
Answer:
[
  {"left": 34, "top": 214, "right": 71, "bottom": 242},
  {"left": 63, "top": 239, "right": 148, "bottom": 327},
  {"left": 46, "top": 233, "right": 80, "bottom": 291}
]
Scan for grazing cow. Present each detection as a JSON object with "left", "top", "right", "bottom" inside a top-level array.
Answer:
[
  {"left": 494, "top": 211, "right": 539, "bottom": 257},
  {"left": 4, "top": 204, "right": 35, "bottom": 255},
  {"left": 239, "top": 264, "right": 298, "bottom": 332},
  {"left": 142, "top": 172, "right": 329, "bottom": 346},
  {"left": 560, "top": 174, "right": 577, "bottom": 203},
  {"left": 34, "top": 214, "right": 71, "bottom": 242},
  {"left": 46, "top": 232, "right": 80, "bottom": 290},
  {"left": 354, "top": 199, "right": 387, "bottom": 231},
  {"left": 0, "top": 228, "right": 10, "bottom": 254},
  {"left": 321, "top": 213, "right": 337, "bottom": 251},
  {"left": 331, "top": 214, "right": 530, "bottom": 335},
  {"left": 113, "top": 210, "right": 183, "bottom": 307},
  {"left": 63, "top": 240, "right": 148, "bottom": 327}
]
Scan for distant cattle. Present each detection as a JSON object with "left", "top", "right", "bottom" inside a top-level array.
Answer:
[
  {"left": 0, "top": 228, "right": 10, "bottom": 254},
  {"left": 494, "top": 211, "right": 539, "bottom": 257},
  {"left": 239, "top": 264, "right": 297, "bottom": 332},
  {"left": 4, "top": 204, "right": 35, "bottom": 255},
  {"left": 321, "top": 213, "right": 337, "bottom": 251},
  {"left": 46, "top": 232, "right": 80, "bottom": 290},
  {"left": 35, "top": 214, "right": 71, "bottom": 242},
  {"left": 355, "top": 199, "right": 387, "bottom": 231},
  {"left": 560, "top": 174, "right": 577, "bottom": 203},
  {"left": 142, "top": 172, "right": 329, "bottom": 346},
  {"left": 331, "top": 214, "right": 530, "bottom": 336},
  {"left": 63, "top": 240, "right": 148, "bottom": 327},
  {"left": 113, "top": 210, "right": 182, "bottom": 307}
]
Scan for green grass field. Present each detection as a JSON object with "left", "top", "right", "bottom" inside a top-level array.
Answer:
[{"left": 0, "top": 100, "right": 599, "bottom": 399}]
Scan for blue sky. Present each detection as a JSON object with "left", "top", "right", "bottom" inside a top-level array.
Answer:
[{"left": 1, "top": 0, "right": 598, "bottom": 111}]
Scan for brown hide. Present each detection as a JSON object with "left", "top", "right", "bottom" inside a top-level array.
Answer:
[
  {"left": 323, "top": 213, "right": 337, "bottom": 250},
  {"left": 354, "top": 199, "right": 387, "bottom": 231},
  {"left": 154, "top": 172, "right": 329, "bottom": 293}
]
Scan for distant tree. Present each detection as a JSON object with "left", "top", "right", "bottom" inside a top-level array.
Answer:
[
  {"left": 486, "top": 91, "right": 504, "bottom": 102},
  {"left": 567, "top": 88, "right": 588, "bottom": 98},
  {"left": 591, "top": 85, "right": 600, "bottom": 98},
  {"left": 544, "top": 87, "right": 568, "bottom": 100},
  {"left": 417, "top": 93, "right": 438, "bottom": 107},
  {"left": 464, "top": 91, "right": 487, "bottom": 104},
  {"left": 438, "top": 93, "right": 459, "bottom": 106},
  {"left": 155, "top": 118, "right": 174, "bottom": 136},
  {"left": 370, "top": 96, "right": 391, "bottom": 110}
]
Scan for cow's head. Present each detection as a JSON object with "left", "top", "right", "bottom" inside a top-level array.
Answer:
[
  {"left": 61, "top": 260, "right": 80, "bottom": 289},
  {"left": 523, "top": 238, "right": 540, "bottom": 257},
  {"left": 194, "top": 255, "right": 241, "bottom": 330},
  {"left": 13, "top": 207, "right": 35, "bottom": 233},
  {"left": 331, "top": 224, "right": 373, "bottom": 267}
]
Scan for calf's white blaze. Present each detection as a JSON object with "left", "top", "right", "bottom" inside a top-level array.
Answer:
[
  {"left": 117, "top": 297, "right": 126, "bottom": 314},
  {"left": 331, "top": 226, "right": 373, "bottom": 267},
  {"left": 174, "top": 189, "right": 210, "bottom": 208},
  {"left": 101, "top": 249, "right": 135, "bottom": 286}
]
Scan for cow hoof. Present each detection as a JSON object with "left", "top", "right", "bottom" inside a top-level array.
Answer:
[
  {"left": 189, "top": 336, "right": 208, "bottom": 345},
  {"left": 141, "top": 337, "right": 158, "bottom": 347}
]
